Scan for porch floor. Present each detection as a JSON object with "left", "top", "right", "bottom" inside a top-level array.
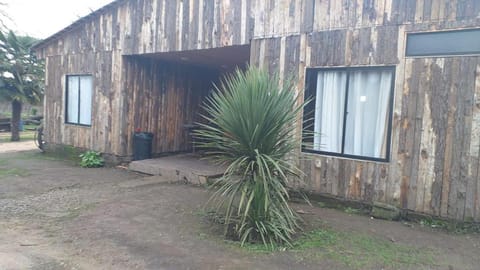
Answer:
[{"left": 128, "top": 154, "right": 225, "bottom": 185}]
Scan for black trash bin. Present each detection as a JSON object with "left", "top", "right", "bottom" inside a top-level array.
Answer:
[{"left": 133, "top": 132, "right": 154, "bottom": 160}]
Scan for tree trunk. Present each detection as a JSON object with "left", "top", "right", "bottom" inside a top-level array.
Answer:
[{"left": 11, "top": 100, "right": 22, "bottom": 141}]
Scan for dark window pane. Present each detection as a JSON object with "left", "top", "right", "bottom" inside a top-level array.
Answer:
[{"left": 406, "top": 29, "right": 480, "bottom": 57}]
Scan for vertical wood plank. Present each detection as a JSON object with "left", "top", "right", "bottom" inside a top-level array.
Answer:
[
  {"left": 442, "top": 58, "right": 458, "bottom": 218},
  {"left": 462, "top": 57, "right": 477, "bottom": 220},
  {"left": 417, "top": 59, "right": 435, "bottom": 214},
  {"left": 473, "top": 61, "right": 480, "bottom": 221}
]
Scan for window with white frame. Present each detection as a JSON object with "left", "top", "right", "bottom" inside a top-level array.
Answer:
[
  {"left": 65, "top": 75, "right": 93, "bottom": 126},
  {"left": 302, "top": 66, "right": 395, "bottom": 161}
]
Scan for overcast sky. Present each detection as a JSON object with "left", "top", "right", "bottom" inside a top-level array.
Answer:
[{"left": 3, "top": 0, "right": 113, "bottom": 39}]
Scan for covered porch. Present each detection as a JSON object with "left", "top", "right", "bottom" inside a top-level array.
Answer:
[{"left": 123, "top": 45, "right": 250, "bottom": 158}]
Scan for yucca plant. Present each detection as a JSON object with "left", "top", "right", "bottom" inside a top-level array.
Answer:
[{"left": 194, "top": 66, "right": 307, "bottom": 249}]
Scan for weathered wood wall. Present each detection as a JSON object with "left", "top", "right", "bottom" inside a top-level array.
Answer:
[
  {"left": 36, "top": 0, "right": 255, "bottom": 58},
  {"left": 124, "top": 57, "right": 219, "bottom": 155},
  {"left": 401, "top": 57, "right": 480, "bottom": 221},
  {"left": 251, "top": 1, "right": 480, "bottom": 221},
  {"left": 37, "top": 0, "right": 256, "bottom": 158},
  {"left": 35, "top": 0, "right": 480, "bottom": 220},
  {"left": 43, "top": 51, "right": 124, "bottom": 155},
  {"left": 252, "top": 0, "right": 480, "bottom": 38}
]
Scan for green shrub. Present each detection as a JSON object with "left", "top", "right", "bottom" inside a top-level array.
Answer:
[
  {"left": 79, "top": 150, "right": 104, "bottom": 168},
  {"left": 194, "top": 66, "right": 307, "bottom": 249}
]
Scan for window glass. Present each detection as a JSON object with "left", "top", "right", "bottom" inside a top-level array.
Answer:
[
  {"left": 67, "top": 76, "right": 79, "bottom": 124},
  {"left": 313, "top": 71, "right": 347, "bottom": 152},
  {"left": 406, "top": 29, "right": 480, "bottom": 57},
  {"left": 344, "top": 70, "right": 392, "bottom": 158},
  {"left": 79, "top": 76, "right": 92, "bottom": 125},
  {"left": 65, "top": 75, "right": 93, "bottom": 126},
  {"left": 303, "top": 67, "right": 394, "bottom": 161}
]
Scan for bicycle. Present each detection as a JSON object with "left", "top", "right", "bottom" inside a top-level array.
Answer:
[{"left": 34, "top": 122, "right": 46, "bottom": 151}]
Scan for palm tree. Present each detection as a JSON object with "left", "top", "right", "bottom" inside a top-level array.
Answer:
[
  {"left": 0, "top": 31, "right": 44, "bottom": 141},
  {"left": 194, "top": 67, "right": 307, "bottom": 248}
]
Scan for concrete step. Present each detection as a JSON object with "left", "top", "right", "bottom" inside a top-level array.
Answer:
[{"left": 129, "top": 154, "right": 225, "bottom": 185}]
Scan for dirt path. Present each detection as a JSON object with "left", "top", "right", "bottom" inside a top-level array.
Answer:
[
  {"left": 0, "top": 151, "right": 479, "bottom": 270},
  {"left": 0, "top": 140, "right": 38, "bottom": 153}
]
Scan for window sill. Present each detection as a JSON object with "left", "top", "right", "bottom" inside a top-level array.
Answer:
[
  {"left": 64, "top": 122, "right": 92, "bottom": 128},
  {"left": 301, "top": 149, "right": 390, "bottom": 164}
]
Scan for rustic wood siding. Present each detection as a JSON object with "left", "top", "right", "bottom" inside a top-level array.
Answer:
[
  {"left": 124, "top": 57, "right": 219, "bottom": 155},
  {"left": 38, "top": 0, "right": 255, "bottom": 58},
  {"left": 253, "top": 0, "right": 480, "bottom": 38},
  {"left": 37, "top": 0, "right": 480, "bottom": 220},
  {"left": 251, "top": 1, "right": 480, "bottom": 220},
  {"left": 39, "top": 0, "right": 256, "bottom": 158},
  {"left": 251, "top": 2, "right": 480, "bottom": 220},
  {"left": 397, "top": 55, "right": 480, "bottom": 220},
  {"left": 43, "top": 51, "right": 123, "bottom": 154},
  {"left": 36, "top": 0, "right": 480, "bottom": 58}
]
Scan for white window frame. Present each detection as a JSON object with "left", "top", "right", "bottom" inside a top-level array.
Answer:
[{"left": 65, "top": 75, "right": 93, "bottom": 126}]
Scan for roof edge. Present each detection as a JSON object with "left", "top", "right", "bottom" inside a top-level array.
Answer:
[{"left": 32, "top": 0, "right": 127, "bottom": 51}]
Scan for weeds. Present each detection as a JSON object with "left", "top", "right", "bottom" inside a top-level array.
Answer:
[{"left": 79, "top": 150, "right": 104, "bottom": 168}]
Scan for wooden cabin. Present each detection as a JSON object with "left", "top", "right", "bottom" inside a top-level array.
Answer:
[{"left": 33, "top": 0, "right": 480, "bottom": 222}]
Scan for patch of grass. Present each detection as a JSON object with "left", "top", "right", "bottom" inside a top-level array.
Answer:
[
  {"left": 21, "top": 145, "right": 82, "bottom": 164},
  {"left": 0, "top": 167, "right": 30, "bottom": 178},
  {"left": 419, "top": 218, "right": 448, "bottom": 230},
  {"left": 55, "top": 203, "right": 98, "bottom": 222},
  {"left": 294, "top": 229, "right": 337, "bottom": 249},
  {"left": 228, "top": 228, "right": 437, "bottom": 269},
  {"left": 419, "top": 217, "right": 480, "bottom": 234},
  {"left": 296, "top": 229, "right": 437, "bottom": 269},
  {"left": 0, "top": 131, "right": 35, "bottom": 143},
  {"left": 21, "top": 132, "right": 35, "bottom": 140},
  {"left": 58, "top": 145, "right": 82, "bottom": 163},
  {"left": 0, "top": 152, "right": 72, "bottom": 174},
  {"left": 7, "top": 152, "right": 40, "bottom": 160},
  {"left": 344, "top": 207, "right": 362, "bottom": 215},
  {"left": 315, "top": 201, "right": 327, "bottom": 208},
  {"left": 226, "top": 240, "right": 281, "bottom": 253},
  {"left": 0, "top": 158, "right": 8, "bottom": 166},
  {"left": 23, "top": 124, "right": 39, "bottom": 131}
]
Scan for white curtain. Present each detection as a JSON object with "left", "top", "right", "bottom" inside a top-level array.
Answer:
[
  {"left": 313, "top": 71, "right": 347, "bottom": 152},
  {"left": 79, "top": 76, "right": 93, "bottom": 125},
  {"left": 343, "top": 70, "right": 392, "bottom": 158},
  {"left": 67, "top": 76, "right": 79, "bottom": 123}
]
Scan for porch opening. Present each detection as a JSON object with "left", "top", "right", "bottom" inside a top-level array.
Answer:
[{"left": 124, "top": 45, "right": 250, "bottom": 157}]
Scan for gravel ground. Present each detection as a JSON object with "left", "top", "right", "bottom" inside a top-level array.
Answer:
[{"left": 0, "top": 150, "right": 479, "bottom": 270}]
